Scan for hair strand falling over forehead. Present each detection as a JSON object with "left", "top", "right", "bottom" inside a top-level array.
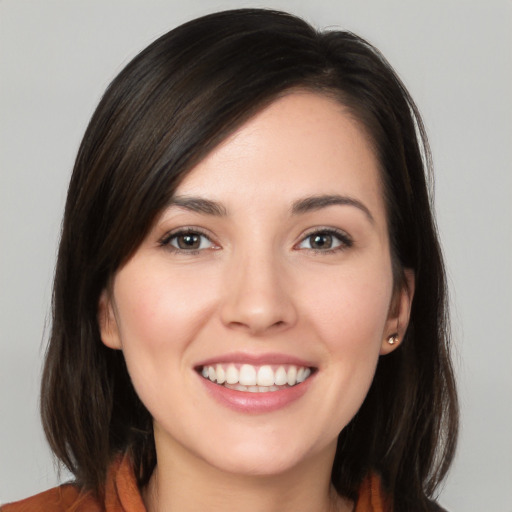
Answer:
[{"left": 41, "top": 9, "right": 458, "bottom": 511}]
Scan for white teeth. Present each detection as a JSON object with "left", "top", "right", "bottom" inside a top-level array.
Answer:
[
  {"left": 239, "top": 364, "right": 257, "bottom": 386},
  {"left": 257, "top": 365, "right": 274, "bottom": 386},
  {"left": 201, "top": 363, "right": 312, "bottom": 389},
  {"left": 287, "top": 366, "right": 297, "bottom": 386},
  {"left": 225, "top": 364, "right": 238, "bottom": 384},
  {"left": 274, "top": 366, "right": 288, "bottom": 386},
  {"left": 216, "top": 364, "right": 226, "bottom": 384}
]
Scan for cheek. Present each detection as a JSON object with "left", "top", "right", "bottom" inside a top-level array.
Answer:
[
  {"left": 110, "top": 262, "right": 225, "bottom": 428},
  {"left": 302, "top": 261, "right": 393, "bottom": 354},
  {"left": 297, "top": 264, "right": 392, "bottom": 435},
  {"left": 111, "top": 262, "right": 223, "bottom": 408},
  {"left": 114, "top": 262, "right": 220, "bottom": 351}
]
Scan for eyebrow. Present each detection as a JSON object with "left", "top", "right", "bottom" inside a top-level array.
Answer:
[
  {"left": 166, "top": 193, "right": 374, "bottom": 223},
  {"left": 166, "top": 196, "right": 228, "bottom": 216},
  {"left": 291, "top": 194, "right": 374, "bottom": 223}
]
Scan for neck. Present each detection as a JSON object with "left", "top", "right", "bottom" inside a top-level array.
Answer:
[{"left": 142, "top": 432, "right": 352, "bottom": 512}]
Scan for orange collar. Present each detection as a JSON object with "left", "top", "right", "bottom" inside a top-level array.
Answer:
[{"left": 2, "top": 454, "right": 390, "bottom": 512}]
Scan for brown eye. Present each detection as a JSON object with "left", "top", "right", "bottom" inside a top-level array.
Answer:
[
  {"left": 176, "top": 233, "right": 201, "bottom": 250},
  {"left": 164, "top": 231, "right": 214, "bottom": 252},
  {"left": 310, "top": 233, "right": 333, "bottom": 249},
  {"left": 297, "top": 229, "right": 352, "bottom": 252}
]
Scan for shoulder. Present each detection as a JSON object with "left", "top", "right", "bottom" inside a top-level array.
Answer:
[
  {"left": 1, "top": 484, "right": 101, "bottom": 512},
  {"left": 355, "top": 473, "right": 450, "bottom": 512},
  {"left": 2, "top": 453, "right": 145, "bottom": 512}
]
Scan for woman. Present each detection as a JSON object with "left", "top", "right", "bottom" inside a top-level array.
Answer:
[{"left": 2, "top": 8, "right": 458, "bottom": 512}]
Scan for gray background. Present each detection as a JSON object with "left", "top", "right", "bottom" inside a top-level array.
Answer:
[{"left": 1, "top": 1, "right": 511, "bottom": 510}]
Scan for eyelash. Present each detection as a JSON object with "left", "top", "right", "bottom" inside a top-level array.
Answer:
[
  {"left": 296, "top": 228, "right": 353, "bottom": 254},
  {"left": 159, "top": 227, "right": 353, "bottom": 255},
  {"left": 159, "top": 227, "right": 217, "bottom": 255}
]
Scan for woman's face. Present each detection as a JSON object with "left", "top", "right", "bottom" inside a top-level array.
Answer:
[{"left": 100, "top": 92, "right": 412, "bottom": 477}]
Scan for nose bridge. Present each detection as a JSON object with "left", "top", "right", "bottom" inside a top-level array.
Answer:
[{"left": 220, "top": 242, "right": 296, "bottom": 334}]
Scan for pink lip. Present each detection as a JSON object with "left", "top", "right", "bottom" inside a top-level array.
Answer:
[
  {"left": 195, "top": 352, "right": 316, "bottom": 413},
  {"left": 195, "top": 351, "right": 314, "bottom": 368},
  {"left": 196, "top": 367, "right": 315, "bottom": 415}
]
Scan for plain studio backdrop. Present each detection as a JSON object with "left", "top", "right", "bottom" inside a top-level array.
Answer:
[{"left": 1, "top": 1, "right": 511, "bottom": 510}]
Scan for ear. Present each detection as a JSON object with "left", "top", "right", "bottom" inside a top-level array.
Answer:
[
  {"left": 98, "top": 289, "right": 122, "bottom": 350},
  {"left": 380, "top": 269, "right": 415, "bottom": 355}
]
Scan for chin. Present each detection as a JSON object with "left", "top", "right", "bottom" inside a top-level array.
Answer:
[
  {"left": 199, "top": 433, "right": 329, "bottom": 478},
  {"left": 207, "top": 452, "right": 304, "bottom": 477}
]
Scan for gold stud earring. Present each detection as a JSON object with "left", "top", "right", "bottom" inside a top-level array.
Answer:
[{"left": 387, "top": 334, "right": 398, "bottom": 345}]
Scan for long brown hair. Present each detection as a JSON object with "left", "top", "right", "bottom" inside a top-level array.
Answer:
[{"left": 41, "top": 9, "right": 458, "bottom": 511}]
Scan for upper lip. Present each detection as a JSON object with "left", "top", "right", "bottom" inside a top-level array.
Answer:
[{"left": 195, "top": 352, "right": 316, "bottom": 369}]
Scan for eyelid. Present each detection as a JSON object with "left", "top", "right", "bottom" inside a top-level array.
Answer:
[
  {"left": 295, "top": 227, "right": 353, "bottom": 252},
  {"left": 158, "top": 226, "right": 219, "bottom": 252}
]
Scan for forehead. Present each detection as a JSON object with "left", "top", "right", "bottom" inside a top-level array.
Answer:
[{"left": 175, "top": 92, "right": 385, "bottom": 220}]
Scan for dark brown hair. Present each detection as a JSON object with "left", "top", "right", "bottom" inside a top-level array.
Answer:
[{"left": 41, "top": 9, "right": 458, "bottom": 511}]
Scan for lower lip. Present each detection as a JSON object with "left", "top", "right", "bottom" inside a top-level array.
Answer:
[{"left": 199, "top": 374, "right": 314, "bottom": 414}]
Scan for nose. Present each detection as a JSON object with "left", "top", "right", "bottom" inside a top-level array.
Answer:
[{"left": 219, "top": 250, "right": 298, "bottom": 336}]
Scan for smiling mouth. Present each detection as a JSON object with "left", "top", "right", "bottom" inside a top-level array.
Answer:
[{"left": 198, "top": 363, "right": 314, "bottom": 393}]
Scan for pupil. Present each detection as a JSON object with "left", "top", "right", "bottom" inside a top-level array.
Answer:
[
  {"left": 178, "top": 234, "right": 200, "bottom": 249},
  {"left": 312, "top": 233, "right": 332, "bottom": 249}
]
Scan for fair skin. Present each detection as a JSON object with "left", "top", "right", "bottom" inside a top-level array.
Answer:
[{"left": 99, "top": 92, "right": 414, "bottom": 512}]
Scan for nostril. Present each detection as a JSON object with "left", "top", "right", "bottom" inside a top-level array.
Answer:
[{"left": 229, "top": 321, "right": 248, "bottom": 329}]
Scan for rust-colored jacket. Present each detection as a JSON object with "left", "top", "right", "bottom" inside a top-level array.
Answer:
[{"left": 2, "top": 457, "right": 390, "bottom": 512}]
